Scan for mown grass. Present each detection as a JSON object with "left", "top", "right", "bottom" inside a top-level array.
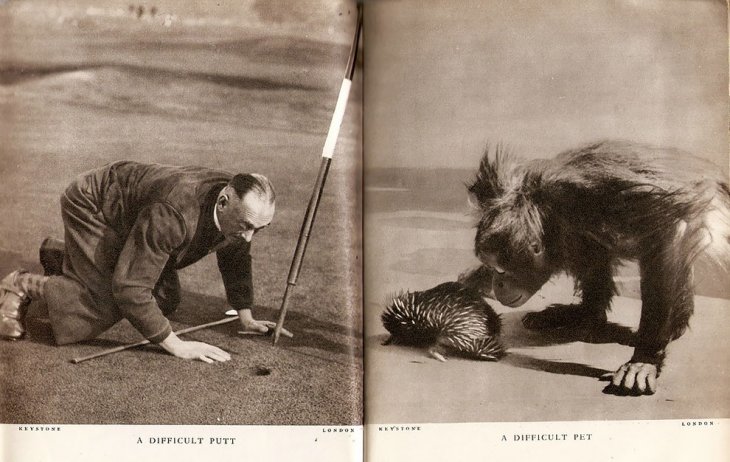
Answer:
[{"left": 0, "top": 8, "right": 362, "bottom": 425}]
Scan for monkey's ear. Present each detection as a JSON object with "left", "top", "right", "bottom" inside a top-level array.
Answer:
[{"left": 468, "top": 143, "right": 509, "bottom": 208}]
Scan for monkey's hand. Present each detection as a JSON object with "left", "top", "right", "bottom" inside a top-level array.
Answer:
[{"left": 601, "top": 361, "right": 658, "bottom": 395}]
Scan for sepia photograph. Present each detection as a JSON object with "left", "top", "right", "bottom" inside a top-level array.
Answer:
[
  {"left": 364, "top": 0, "right": 729, "bottom": 426},
  {"left": 2, "top": 0, "right": 730, "bottom": 460},
  {"left": 0, "top": 0, "right": 362, "bottom": 429}
]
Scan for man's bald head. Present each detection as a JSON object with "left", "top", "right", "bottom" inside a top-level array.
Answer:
[
  {"left": 229, "top": 173, "right": 275, "bottom": 205},
  {"left": 217, "top": 173, "right": 275, "bottom": 243}
]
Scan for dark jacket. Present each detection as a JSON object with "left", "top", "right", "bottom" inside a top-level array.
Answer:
[{"left": 56, "top": 160, "right": 253, "bottom": 343}]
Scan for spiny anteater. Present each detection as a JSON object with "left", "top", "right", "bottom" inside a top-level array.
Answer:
[{"left": 381, "top": 281, "right": 504, "bottom": 362}]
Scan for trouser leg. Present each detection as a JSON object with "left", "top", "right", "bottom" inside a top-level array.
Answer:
[
  {"left": 45, "top": 182, "right": 124, "bottom": 345},
  {"left": 39, "top": 237, "right": 65, "bottom": 276},
  {"left": 41, "top": 236, "right": 182, "bottom": 316}
]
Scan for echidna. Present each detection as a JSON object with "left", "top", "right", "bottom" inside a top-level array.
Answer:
[{"left": 381, "top": 281, "right": 504, "bottom": 362}]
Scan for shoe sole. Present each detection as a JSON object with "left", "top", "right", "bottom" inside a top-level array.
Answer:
[{"left": 0, "top": 278, "right": 28, "bottom": 340}]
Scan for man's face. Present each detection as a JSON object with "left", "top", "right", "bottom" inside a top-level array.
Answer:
[{"left": 217, "top": 188, "right": 275, "bottom": 242}]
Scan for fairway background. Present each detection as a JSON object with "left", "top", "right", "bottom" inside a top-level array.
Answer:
[{"left": 0, "top": 0, "right": 362, "bottom": 425}]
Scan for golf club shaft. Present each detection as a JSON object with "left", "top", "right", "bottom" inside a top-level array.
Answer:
[{"left": 70, "top": 316, "right": 239, "bottom": 364}]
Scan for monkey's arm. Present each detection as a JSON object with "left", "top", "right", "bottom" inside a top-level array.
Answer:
[
  {"left": 607, "top": 237, "right": 695, "bottom": 395},
  {"left": 523, "top": 246, "right": 614, "bottom": 332}
]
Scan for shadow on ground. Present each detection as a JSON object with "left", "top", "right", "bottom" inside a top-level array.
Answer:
[
  {"left": 0, "top": 250, "right": 362, "bottom": 425},
  {"left": 371, "top": 334, "right": 612, "bottom": 381},
  {"left": 500, "top": 309, "right": 636, "bottom": 349},
  {"left": 373, "top": 304, "right": 635, "bottom": 381}
]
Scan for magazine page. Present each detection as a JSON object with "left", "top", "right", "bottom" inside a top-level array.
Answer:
[
  {"left": 363, "top": 0, "right": 729, "bottom": 460},
  {"left": 0, "top": 1, "right": 362, "bottom": 460}
]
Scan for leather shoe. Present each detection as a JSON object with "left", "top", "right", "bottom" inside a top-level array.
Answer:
[{"left": 0, "top": 271, "right": 30, "bottom": 340}]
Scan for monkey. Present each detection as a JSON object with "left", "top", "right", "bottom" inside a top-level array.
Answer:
[{"left": 467, "top": 140, "right": 730, "bottom": 395}]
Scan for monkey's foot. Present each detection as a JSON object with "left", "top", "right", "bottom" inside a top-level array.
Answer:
[
  {"left": 601, "top": 361, "right": 658, "bottom": 396},
  {"left": 522, "top": 303, "right": 607, "bottom": 331}
]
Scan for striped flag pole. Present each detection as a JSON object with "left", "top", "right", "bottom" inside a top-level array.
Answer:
[{"left": 273, "top": 5, "right": 362, "bottom": 344}]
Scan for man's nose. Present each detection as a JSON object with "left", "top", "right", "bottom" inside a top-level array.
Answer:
[{"left": 241, "top": 229, "right": 254, "bottom": 242}]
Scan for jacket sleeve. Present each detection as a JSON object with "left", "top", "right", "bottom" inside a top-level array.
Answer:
[
  {"left": 112, "top": 202, "right": 187, "bottom": 343},
  {"left": 216, "top": 240, "right": 253, "bottom": 311}
]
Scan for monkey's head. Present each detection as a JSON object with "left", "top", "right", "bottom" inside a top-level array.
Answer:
[
  {"left": 468, "top": 144, "right": 552, "bottom": 307},
  {"left": 473, "top": 228, "right": 551, "bottom": 307}
]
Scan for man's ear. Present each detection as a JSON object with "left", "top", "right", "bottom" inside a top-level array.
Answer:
[
  {"left": 217, "top": 191, "right": 230, "bottom": 209},
  {"left": 220, "top": 185, "right": 240, "bottom": 208}
]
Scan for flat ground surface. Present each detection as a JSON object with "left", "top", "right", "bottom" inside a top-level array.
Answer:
[
  {"left": 0, "top": 1, "right": 362, "bottom": 425},
  {"left": 364, "top": 169, "right": 730, "bottom": 424}
]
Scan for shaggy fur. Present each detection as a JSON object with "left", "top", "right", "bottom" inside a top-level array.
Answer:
[
  {"left": 468, "top": 140, "right": 730, "bottom": 392},
  {"left": 382, "top": 282, "right": 504, "bottom": 361}
]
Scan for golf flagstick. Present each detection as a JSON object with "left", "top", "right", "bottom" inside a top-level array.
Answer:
[{"left": 272, "top": 6, "right": 362, "bottom": 344}]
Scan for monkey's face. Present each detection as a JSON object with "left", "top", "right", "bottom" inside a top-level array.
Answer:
[
  {"left": 472, "top": 166, "right": 552, "bottom": 307},
  {"left": 475, "top": 232, "right": 551, "bottom": 307}
]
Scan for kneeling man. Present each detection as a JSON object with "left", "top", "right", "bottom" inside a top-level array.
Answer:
[{"left": 0, "top": 160, "right": 278, "bottom": 363}]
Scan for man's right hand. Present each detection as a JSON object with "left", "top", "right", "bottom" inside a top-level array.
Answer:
[{"left": 159, "top": 332, "right": 231, "bottom": 363}]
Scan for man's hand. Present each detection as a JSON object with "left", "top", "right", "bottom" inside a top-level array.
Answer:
[
  {"left": 159, "top": 332, "right": 231, "bottom": 363},
  {"left": 237, "top": 308, "right": 293, "bottom": 338}
]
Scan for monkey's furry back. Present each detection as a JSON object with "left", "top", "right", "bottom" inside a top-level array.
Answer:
[{"left": 469, "top": 140, "right": 730, "bottom": 266}]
